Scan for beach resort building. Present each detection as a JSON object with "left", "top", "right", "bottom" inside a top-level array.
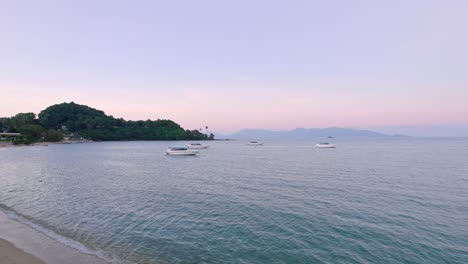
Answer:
[{"left": 0, "top": 133, "right": 21, "bottom": 141}]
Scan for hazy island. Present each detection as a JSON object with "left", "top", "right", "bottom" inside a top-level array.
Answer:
[{"left": 0, "top": 102, "right": 213, "bottom": 145}]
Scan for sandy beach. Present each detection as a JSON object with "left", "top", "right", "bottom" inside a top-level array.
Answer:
[
  {"left": 0, "top": 142, "right": 14, "bottom": 148},
  {"left": 0, "top": 238, "right": 45, "bottom": 264},
  {"left": 0, "top": 211, "right": 108, "bottom": 264}
]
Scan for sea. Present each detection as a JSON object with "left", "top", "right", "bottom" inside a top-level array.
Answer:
[{"left": 0, "top": 138, "right": 467, "bottom": 263}]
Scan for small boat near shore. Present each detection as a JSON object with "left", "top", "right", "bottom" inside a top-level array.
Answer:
[
  {"left": 187, "top": 143, "right": 209, "bottom": 149},
  {"left": 315, "top": 142, "right": 336, "bottom": 148},
  {"left": 247, "top": 141, "right": 264, "bottom": 146},
  {"left": 166, "top": 147, "right": 199, "bottom": 156}
]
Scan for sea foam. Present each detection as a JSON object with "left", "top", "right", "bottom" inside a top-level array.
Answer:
[{"left": 0, "top": 203, "right": 118, "bottom": 263}]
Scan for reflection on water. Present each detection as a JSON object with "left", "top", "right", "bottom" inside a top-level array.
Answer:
[{"left": 0, "top": 139, "right": 467, "bottom": 263}]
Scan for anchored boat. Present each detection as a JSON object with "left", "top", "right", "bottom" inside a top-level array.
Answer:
[
  {"left": 166, "top": 147, "right": 199, "bottom": 155},
  {"left": 247, "top": 141, "right": 264, "bottom": 146},
  {"left": 187, "top": 143, "right": 209, "bottom": 149},
  {"left": 315, "top": 142, "right": 336, "bottom": 148}
]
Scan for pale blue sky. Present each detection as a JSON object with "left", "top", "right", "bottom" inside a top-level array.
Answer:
[{"left": 1, "top": 0, "right": 467, "bottom": 136}]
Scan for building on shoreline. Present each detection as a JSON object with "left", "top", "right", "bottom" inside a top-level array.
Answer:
[{"left": 0, "top": 133, "right": 21, "bottom": 141}]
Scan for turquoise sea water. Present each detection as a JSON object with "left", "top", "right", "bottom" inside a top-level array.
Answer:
[{"left": 0, "top": 139, "right": 467, "bottom": 263}]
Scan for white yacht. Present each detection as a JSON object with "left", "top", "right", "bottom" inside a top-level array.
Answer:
[
  {"left": 187, "top": 143, "right": 209, "bottom": 149},
  {"left": 166, "top": 147, "right": 199, "bottom": 156},
  {"left": 247, "top": 141, "right": 264, "bottom": 146},
  {"left": 315, "top": 142, "right": 336, "bottom": 148}
]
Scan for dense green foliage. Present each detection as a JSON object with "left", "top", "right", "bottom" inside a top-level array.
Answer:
[
  {"left": 43, "top": 130, "right": 64, "bottom": 142},
  {"left": 38, "top": 103, "right": 111, "bottom": 131},
  {"left": 0, "top": 113, "right": 49, "bottom": 144},
  {"left": 18, "top": 124, "right": 44, "bottom": 140},
  {"left": 1, "top": 102, "right": 211, "bottom": 143},
  {"left": 1, "top": 113, "right": 37, "bottom": 133}
]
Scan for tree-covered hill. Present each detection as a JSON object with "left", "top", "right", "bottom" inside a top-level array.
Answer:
[
  {"left": 1, "top": 102, "right": 213, "bottom": 143},
  {"left": 38, "top": 102, "right": 110, "bottom": 131}
]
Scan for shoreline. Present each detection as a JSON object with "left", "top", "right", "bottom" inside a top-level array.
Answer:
[
  {"left": 0, "top": 138, "right": 219, "bottom": 148},
  {"left": 0, "top": 140, "right": 93, "bottom": 148},
  {"left": 0, "top": 210, "right": 110, "bottom": 264},
  {"left": 0, "top": 238, "right": 45, "bottom": 264}
]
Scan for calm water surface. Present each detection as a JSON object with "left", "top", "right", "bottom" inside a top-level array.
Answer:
[{"left": 0, "top": 139, "right": 467, "bottom": 263}]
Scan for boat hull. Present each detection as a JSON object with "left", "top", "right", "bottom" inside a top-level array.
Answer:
[
  {"left": 166, "top": 150, "right": 199, "bottom": 155},
  {"left": 247, "top": 143, "right": 264, "bottom": 146},
  {"left": 187, "top": 145, "right": 209, "bottom": 149},
  {"left": 315, "top": 144, "right": 336, "bottom": 148}
]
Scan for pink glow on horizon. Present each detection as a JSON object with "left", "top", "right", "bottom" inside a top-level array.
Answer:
[
  {"left": 1, "top": 0, "right": 468, "bottom": 136},
  {"left": 2, "top": 83, "right": 466, "bottom": 134}
]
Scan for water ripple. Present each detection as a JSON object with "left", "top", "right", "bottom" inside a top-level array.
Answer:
[{"left": 0, "top": 139, "right": 467, "bottom": 263}]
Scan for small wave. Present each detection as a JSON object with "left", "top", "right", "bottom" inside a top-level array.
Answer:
[{"left": 0, "top": 203, "right": 118, "bottom": 263}]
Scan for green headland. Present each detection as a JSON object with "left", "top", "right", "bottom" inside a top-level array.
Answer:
[{"left": 0, "top": 102, "right": 213, "bottom": 145}]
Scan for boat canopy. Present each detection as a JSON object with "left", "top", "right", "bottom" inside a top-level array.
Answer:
[{"left": 169, "top": 147, "right": 188, "bottom": 150}]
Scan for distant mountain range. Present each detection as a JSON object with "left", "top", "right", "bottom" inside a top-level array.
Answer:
[{"left": 216, "top": 127, "right": 407, "bottom": 139}]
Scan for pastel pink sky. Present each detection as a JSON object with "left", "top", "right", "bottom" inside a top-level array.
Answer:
[{"left": 1, "top": 0, "right": 467, "bottom": 135}]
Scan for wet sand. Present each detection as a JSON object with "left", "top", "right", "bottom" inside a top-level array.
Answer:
[
  {"left": 0, "top": 238, "right": 45, "bottom": 264},
  {"left": 0, "top": 211, "right": 109, "bottom": 264}
]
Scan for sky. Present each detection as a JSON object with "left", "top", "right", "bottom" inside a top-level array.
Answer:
[{"left": 1, "top": 0, "right": 467, "bottom": 136}]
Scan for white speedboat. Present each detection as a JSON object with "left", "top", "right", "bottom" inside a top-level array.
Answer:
[
  {"left": 247, "top": 141, "right": 264, "bottom": 146},
  {"left": 187, "top": 143, "right": 209, "bottom": 149},
  {"left": 166, "top": 147, "right": 199, "bottom": 155},
  {"left": 315, "top": 142, "right": 336, "bottom": 148}
]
